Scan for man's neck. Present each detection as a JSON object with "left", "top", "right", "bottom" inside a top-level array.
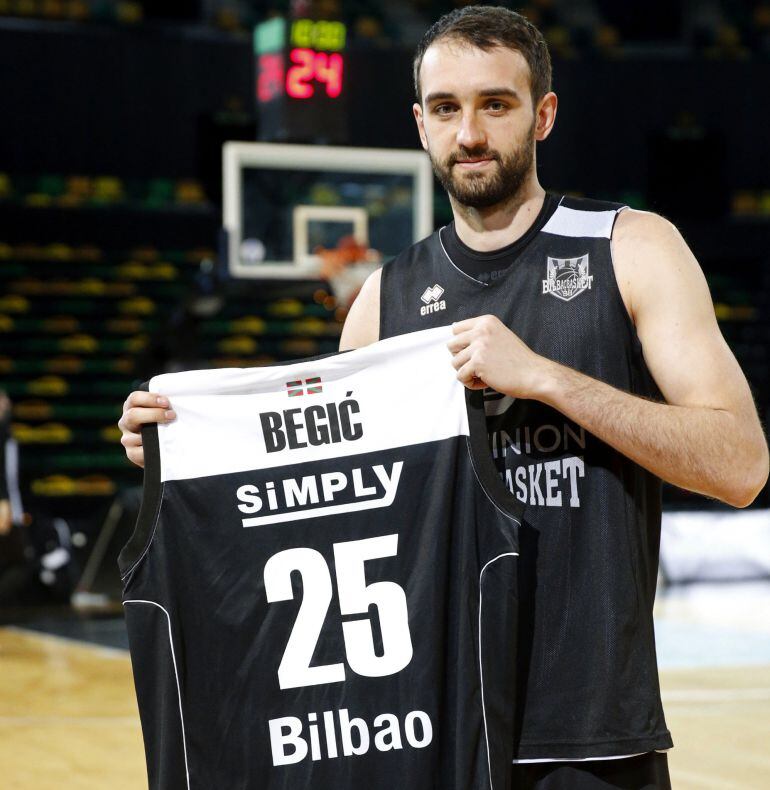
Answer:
[{"left": 451, "top": 180, "right": 547, "bottom": 253}]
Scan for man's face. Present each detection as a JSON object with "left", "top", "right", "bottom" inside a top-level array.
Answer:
[{"left": 414, "top": 41, "right": 538, "bottom": 209}]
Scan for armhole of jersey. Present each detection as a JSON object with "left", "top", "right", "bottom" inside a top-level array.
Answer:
[
  {"left": 465, "top": 389, "right": 524, "bottom": 523},
  {"left": 117, "top": 392, "right": 164, "bottom": 581}
]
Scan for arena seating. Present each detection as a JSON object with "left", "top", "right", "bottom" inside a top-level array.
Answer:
[
  {"left": 0, "top": 170, "right": 342, "bottom": 523},
  {"left": 3, "top": 0, "right": 769, "bottom": 57}
]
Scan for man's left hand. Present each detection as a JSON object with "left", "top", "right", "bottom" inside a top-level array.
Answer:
[{"left": 448, "top": 315, "right": 551, "bottom": 397}]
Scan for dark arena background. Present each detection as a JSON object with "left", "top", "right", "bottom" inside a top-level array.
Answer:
[{"left": 1, "top": 1, "right": 769, "bottom": 787}]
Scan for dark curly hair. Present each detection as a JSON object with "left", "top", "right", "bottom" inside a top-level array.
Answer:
[{"left": 413, "top": 5, "right": 552, "bottom": 107}]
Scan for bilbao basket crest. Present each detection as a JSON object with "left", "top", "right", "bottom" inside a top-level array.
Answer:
[{"left": 542, "top": 254, "right": 593, "bottom": 302}]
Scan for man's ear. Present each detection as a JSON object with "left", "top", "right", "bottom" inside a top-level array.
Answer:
[
  {"left": 413, "top": 102, "right": 429, "bottom": 151},
  {"left": 534, "top": 91, "right": 558, "bottom": 142}
]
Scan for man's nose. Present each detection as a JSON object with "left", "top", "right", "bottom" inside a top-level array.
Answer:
[{"left": 456, "top": 112, "right": 486, "bottom": 150}]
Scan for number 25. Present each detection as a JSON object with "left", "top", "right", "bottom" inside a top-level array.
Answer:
[{"left": 263, "top": 534, "right": 413, "bottom": 690}]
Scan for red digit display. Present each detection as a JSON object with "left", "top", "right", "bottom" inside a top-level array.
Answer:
[
  {"left": 286, "top": 48, "right": 315, "bottom": 99},
  {"left": 257, "top": 53, "right": 285, "bottom": 103},
  {"left": 286, "top": 47, "right": 344, "bottom": 100},
  {"left": 314, "top": 52, "right": 343, "bottom": 98}
]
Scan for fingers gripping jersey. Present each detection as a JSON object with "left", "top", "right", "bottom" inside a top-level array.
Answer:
[{"left": 120, "top": 326, "right": 522, "bottom": 790}]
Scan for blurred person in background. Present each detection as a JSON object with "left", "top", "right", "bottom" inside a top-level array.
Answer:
[
  {"left": 0, "top": 391, "right": 11, "bottom": 536},
  {"left": 0, "top": 391, "right": 71, "bottom": 604},
  {"left": 0, "top": 390, "right": 30, "bottom": 604}
]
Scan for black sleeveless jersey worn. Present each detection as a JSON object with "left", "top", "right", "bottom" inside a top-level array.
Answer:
[
  {"left": 380, "top": 195, "right": 672, "bottom": 761},
  {"left": 120, "top": 326, "right": 523, "bottom": 790}
]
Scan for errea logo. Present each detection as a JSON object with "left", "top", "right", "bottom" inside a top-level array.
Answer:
[{"left": 420, "top": 284, "right": 446, "bottom": 316}]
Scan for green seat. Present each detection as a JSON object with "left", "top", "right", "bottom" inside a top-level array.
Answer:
[
  {"left": 145, "top": 178, "right": 174, "bottom": 208},
  {"left": 36, "top": 174, "right": 66, "bottom": 197}
]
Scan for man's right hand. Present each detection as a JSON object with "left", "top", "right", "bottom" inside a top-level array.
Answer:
[{"left": 118, "top": 391, "right": 176, "bottom": 468}]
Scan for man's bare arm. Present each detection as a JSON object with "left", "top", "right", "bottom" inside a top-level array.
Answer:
[
  {"left": 339, "top": 268, "right": 381, "bottom": 351},
  {"left": 448, "top": 211, "right": 769, "bottom": 507}
]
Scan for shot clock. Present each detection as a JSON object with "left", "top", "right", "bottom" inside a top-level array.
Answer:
[{"left": 255, "top": 17, "right": 349, "bottom": 143}]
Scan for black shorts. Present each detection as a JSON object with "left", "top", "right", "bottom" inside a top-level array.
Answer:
[{"left": 511, "top": 752, "right": 671, "bottom": 790}]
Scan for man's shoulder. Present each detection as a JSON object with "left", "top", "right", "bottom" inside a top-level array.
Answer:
[
  {"left": 612, "top": 208, "right": 680, "bottom": 247},
  {"left": 610, "top": 208, "right": 694, "bottom": 321}
]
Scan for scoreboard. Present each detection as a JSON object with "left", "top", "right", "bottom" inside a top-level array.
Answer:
[{"left": 255, "top": 17, "right": 349, "bottom": 144}]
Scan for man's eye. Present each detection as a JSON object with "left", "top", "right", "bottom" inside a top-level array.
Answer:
[
  {"left": 434, "top": 104, "right": 455, "bottom": 115},
  {"left": 487, "top": 101, "right": 507, "bottom": 112}
]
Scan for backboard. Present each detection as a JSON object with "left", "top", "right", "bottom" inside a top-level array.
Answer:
[{"left": 223, "top": 142, "right": 434, "bottom": 280}]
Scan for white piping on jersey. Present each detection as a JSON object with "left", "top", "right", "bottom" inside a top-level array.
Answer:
[
  {"left": 123, "top": 599, "right": 191, "bottom": 790},
  {"left": 540, "top": 205, "right": 618, "bottom": 239},
  {"left": 513, "top": 750, "right": 669, "bottom": 764},
  {"left": 437, "top": 226, "right": 490, "bottom": 286},
  {"left": 479, "top": 552, "right": 519, "bottom": 790}
]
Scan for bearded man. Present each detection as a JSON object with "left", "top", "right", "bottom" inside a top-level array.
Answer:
[{"left": 120, "top": 7, "right": 768, "bottom": 789}]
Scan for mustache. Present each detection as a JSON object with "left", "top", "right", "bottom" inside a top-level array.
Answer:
[{"left": 446, "top": 148, "right": 501, "bottom": 167}]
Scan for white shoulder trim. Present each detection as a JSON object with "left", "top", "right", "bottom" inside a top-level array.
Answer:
[{"left": 541, "top": 205, "right": 619, "bottom": 239}]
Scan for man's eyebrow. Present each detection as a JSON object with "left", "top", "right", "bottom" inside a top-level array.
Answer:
[
  {"left": 424, "top": 87, "right": 521, "bottom": 104},
  {"left": 478, "top": 87, "right": 521, "bottom": 100},
  {"left": 424, "top": 91, "right": 455, "bottom": 104}
]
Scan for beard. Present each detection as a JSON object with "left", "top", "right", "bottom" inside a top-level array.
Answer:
[{"left": 429, "top": 124, "right": 535, "bottom": 210}]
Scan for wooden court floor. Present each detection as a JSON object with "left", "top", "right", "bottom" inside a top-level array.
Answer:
[{"left": 0, "top": 626, "right": 768, "bottom": 789}]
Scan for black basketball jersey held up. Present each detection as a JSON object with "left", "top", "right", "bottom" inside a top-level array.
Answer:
[
  {"left": 120, "top": 326, "right": 522, "bottom": 790},
  {"left": 380, "top": 195, "right": 672, "bottom": 760}
]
